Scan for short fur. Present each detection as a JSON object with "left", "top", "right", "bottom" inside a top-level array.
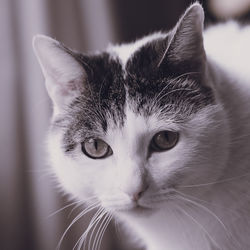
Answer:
[{"left": 33, "top": 3, "right": 250, "bottom": 250}]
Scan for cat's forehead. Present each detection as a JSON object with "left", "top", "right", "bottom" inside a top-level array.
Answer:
[
  {"left": 78, "top": 41, "right": 213, "bottom": 117},
  {"left": 106, "top": 105, "right": 177, "bottom": 139},
  {"left": 57, "top": 36, "right": 214, "bottom": 147}
]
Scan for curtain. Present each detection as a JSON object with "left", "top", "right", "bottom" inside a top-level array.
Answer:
[{"left": 1, "top": 0, "right": 196, "bottom": 249}]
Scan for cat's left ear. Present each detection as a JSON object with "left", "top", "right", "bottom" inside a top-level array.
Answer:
[
  {"left": 33, "top": 35, "right": 86, "bottom": 114},
  {"left": 158, "top": 3, "right": 205, "bottom": 73}
]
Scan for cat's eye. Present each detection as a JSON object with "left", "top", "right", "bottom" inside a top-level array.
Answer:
[
  {"left": 150, "top": 131, "right": 179, "bottom": 152},
  {"left": 81, "top": 138, "right": 112, "bottom": 159}
]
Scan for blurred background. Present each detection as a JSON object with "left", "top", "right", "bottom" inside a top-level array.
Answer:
[{"left": 1, "top": 0, "right": 250, "bottom": 249}]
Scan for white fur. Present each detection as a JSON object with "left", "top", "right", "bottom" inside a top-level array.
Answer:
[
  {"left": 35, "top": 14, "right": 250, "bottom": 250},
  {"left": 108, "top": 32, "right": 165, "bottom": 68}
]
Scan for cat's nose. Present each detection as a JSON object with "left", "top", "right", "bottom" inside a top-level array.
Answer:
[{"left": 132, "top": 186, "right": 148, "bottom": 201}]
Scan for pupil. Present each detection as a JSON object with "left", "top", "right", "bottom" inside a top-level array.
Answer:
[
  {"left": 163, "top": 132, "right": 169, "bottom": 141},
  {"left": 94, "top": 140, "right": 98, "bottom": 151}
]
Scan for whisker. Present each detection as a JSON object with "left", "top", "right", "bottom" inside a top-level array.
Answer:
[
  {"left": 150, "top": 71, "right": 200, "bottom": 108},
  {"left": 56, "top": 201, "right": 100, "bottom": 250},
  {"left": 96, "top": 213, "right": 113, "bottom": 250},
  {"left": 177, "top": 193, "right": 241, "bottom": 248},
  {"left": 176, "top": 203, "right": 220, "bottom": 249},
  {"left": 177, "top": 195, "right": 231, "bottom": 238},
  {"left": 151, "top": 82, "right": 175, "bottom": 105},
  {"left": 155, "top": 87, "right": 194, "bottom": 106},
  {"left": 73, "top": 207, "right": 103, "bottom": 250},
  {"left": 92, "top": 212, "right": 109, "bottom": 250},
  {"left": 68, "top": 202, "right": 84, "bottom": 219},
  {"left": 87, "top": 208, "right": 107, "bottom": 250},
  {"left": 171, "top": 71, "right": 201, "bottom": 82},
  {"left": 179, "top": 172, "right": 250, "bottom": 188},
  {"left": 174, "top": 190, "right": 236, "bottom": 215},
  {"left": 96, "top": 77, "right": 108, "bottom": 123},
  {"left": 77, "top": 207, "right": 105, "bottom": 250},
  {"left": 48, "top": 200, "right": 81, "bottom": 219},
  {"left": 68, "top": 197, "right": 98, "bottom": 218},
  {"left": 230, "top": 133, "right": 250, "bottom": 142},
  {"left": 114, "top": 219, "right": 122, "bottom": 242}
]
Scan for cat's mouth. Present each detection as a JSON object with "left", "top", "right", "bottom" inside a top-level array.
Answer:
[
  {"left": 133, "top": 204, "right": 154, "bottom": 213},
  {"left": 101, "top": 189, "right": 175, "bottom": 213},
  {"left": 121, "top": 201, "right": 160, "bottom": 215},
  {"left": 116, "top": 203, "right": 154, "bottom": 217},
  {"left": 104, "top": 201, "right": 154, "bottom": 215}
]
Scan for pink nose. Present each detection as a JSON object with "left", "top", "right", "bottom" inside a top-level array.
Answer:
[{"left": 132, "top": 191, "right": 144, "bottom": 201}]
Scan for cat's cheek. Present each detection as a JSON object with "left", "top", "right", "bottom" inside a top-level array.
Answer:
[
  {"left": 146, "top": 136, "right": 186, "bottom": 188},
  {"left": 69, "top": 159, "right": 118, "bottom": 203},
  {"left": 174, "top": 106, "right": 230, "bottom": 187},
  {"left": 146, "top": 105, "right": 230, "bottom": 193},
  {"left": 46, "top": 133, "right": 93, "bottom": 200},
  {"left": 53, "top": 160, "right": 94, "bottom": 200},
  {"left": 72, "top": 162, "right": 115, "bottom": 201}
]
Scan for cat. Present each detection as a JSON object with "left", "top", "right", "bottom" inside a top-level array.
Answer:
[{"left": 33, "top": 2, "right": 250, "bottom": 250}]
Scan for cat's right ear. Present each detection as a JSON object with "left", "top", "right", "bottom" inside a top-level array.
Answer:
[
  {"left": 33, "top": 35, "right": 86, "bottom": 114},
  {"left": 157, "top": 3, "right": 205, "bottom": 74}
]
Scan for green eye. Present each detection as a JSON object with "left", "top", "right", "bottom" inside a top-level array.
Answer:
[
  {"left": 150, "top": 131, "right": 179, "bottom": 152},
  {"left": 81, "top": 138, "right": 113, "bottom": 159}
]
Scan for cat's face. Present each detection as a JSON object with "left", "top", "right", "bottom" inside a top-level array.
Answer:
[
  {"left": 34, "top": 3, "right": 229, "bottom": 215},
  {"left": 48, "top": 102, "right": 228, "bottom": 214}
]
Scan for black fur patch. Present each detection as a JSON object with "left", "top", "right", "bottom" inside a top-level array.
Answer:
[
  {"left": 54, "top": 37, "right": 214, "bottom": 153},
  {"left": 54, "top": 53, "right": 127, "bottom": 152},
  {"left": 125, "top": 38, "right": 214, "bottom": 116}
]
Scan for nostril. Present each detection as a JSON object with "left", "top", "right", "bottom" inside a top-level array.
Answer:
[
  {"left": 132, "top": 189, "right": 146, "bottom": 201},
  {"left": 133, "top": 193, "right": 140, "bottom": 201},
  {"left": 132, "top": 193, "right": 140, "bottom": 201},
  {"left": 138, "top": 190, "right": 144, "bottom": 197}
]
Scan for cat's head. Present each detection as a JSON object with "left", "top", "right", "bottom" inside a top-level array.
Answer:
[{"left": 33, "top": 3, "right": 229, "bottom": 214}]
